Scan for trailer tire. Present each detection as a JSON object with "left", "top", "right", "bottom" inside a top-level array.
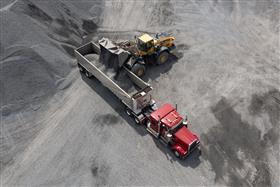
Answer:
[
  {"left": 173, "top": 150, "right": 181, "bottom": 158},
  {"left": 131, "top": 63, "right": 145, "bottom": 77},
  {"left": 126, "top": 108, "right": 132, "bottom": 116},
  {"left": 78, "top": 64, "right": 84, "bottom": 72},
  {"left": 85, "top": 70, "right": 92, "bottom": 78}
]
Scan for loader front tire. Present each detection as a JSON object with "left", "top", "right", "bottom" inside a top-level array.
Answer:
[
  {"left": 131, "top": 63, "right": 145, "bottom": 77},
  {"left": 157, "top": 51, "right": 169, "bottom": 65}
]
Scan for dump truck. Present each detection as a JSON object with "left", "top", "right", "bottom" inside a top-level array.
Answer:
[{"left": 75, "top": 39, "right": 200, "bottom": 158}]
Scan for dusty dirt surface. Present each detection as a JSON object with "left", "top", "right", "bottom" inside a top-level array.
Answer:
[{"left": 1, "top": 0, "right": 279, "bottom": 186}]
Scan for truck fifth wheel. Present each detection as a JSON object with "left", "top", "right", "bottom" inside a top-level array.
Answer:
[{"left": 75, "top": 39, "right": 200, "bottom": 158}]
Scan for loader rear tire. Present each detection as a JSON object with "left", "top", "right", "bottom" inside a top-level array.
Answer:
[
  {"left": 131, "top": 63, "right": 145, "bottom": 77},
  {"left": 157, "top": 51, "right": 169, "bottom": 65}
]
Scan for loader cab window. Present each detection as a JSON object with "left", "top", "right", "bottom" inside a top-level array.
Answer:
[{"left": 137, "top": 38, "right": 153, "bottom": 51}]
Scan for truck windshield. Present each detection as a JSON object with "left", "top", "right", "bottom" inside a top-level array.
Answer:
[{"left": 169, "top": 120, "right": 184, "bottom": 134}]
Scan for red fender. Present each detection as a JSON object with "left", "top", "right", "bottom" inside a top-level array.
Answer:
[{"left": 172, "top": 144, "right": 186, "bottom": 157}]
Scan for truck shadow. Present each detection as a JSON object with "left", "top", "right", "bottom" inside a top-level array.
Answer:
[
  {"left": 80, "top": 72, "right": 148, "bottom": 137},
  {"left": 151, "top": 137, "right": 202, "bottom": 168}
]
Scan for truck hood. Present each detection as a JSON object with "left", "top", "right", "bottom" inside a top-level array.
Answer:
[{"left": 174, "top": 126, "right": 198, "bottom": 146}]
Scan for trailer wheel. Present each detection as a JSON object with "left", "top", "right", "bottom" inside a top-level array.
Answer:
[
  {"left": 157, "top": 51, "right": 169, "bottom": 65},
  {"left": 85, "top": 70, "right": 92, "bottom": 78},
  {"left": 78, "top": 64, "right": 84, "bottom": 72},
  {"left": 131, "top": 63, "right": 145, "bottom": 77},
  {"left": 126, "top": 108, "right": 132, "bottom": 116}
]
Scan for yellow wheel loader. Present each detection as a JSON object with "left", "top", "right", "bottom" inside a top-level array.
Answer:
[{"left": 115, "top": 33, "right": 176, "bottom": 77}]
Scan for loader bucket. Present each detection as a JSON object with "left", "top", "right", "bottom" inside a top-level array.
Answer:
[{"left": 99, "top": 38, "right": 130, "bottom": 71}]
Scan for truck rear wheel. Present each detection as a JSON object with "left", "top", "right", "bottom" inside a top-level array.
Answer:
[
  {"left": 126, "top": 108, "right": 132, "bottom": 116},
  {"left": 134, "top": 116, "right": 140, "bottom": 124},
  {"left": 157, "top": 51, "right": 169, "bottom": 65},
  {"left": 85, "top": 70, "right": 92, "bottom": 78},
  {"left": 131, "top": 63, "right": 145, "bottom": 77}
]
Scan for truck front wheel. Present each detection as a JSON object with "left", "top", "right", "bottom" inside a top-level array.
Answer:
[{"left": 173, "top": 150, "right": 181, "bottom": 158}]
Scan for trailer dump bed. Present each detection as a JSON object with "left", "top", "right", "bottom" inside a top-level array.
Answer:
[
  {"left": 84, "top": 53, "right": 138, "bottom": 95},
  {"left": 75, "top": 40, "right": 153, "bottom": 114}
]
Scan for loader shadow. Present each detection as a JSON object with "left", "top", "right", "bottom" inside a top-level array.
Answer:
[
  {"left": 80, "top": 72, "right": 148, "bottom": 137},
  {"left": 151, "top": 136, "right": 202, "bottom": 168},
  {"left": 142, "top": 52, "right": 183, "bottom": 82}
]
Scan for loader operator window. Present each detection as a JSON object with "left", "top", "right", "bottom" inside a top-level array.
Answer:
[
  {"left": 137, "top": 39, "right": 153, "bottom": 51},
  {"left": 137, "top": 40, "right": 146, "bottom": 51}
]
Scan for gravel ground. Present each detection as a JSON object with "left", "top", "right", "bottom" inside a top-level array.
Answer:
[{"left": 1, "top": 0, "right": 279, "bottom": 186}]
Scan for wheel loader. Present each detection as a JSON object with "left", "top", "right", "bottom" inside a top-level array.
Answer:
[{"left": 114, "top": 33, "right": 176, "bottom": 77}]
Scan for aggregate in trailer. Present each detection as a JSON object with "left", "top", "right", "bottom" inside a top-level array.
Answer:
[{"left": 83, "top": 53, "right": 139, "bottom": 95}]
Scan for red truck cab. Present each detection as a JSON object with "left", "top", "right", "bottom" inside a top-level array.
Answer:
[{"left": 147, "top": 103, "right": 200, "bottom": 158}]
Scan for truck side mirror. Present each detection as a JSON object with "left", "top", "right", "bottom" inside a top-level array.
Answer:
[{"left": 183, "top": 119, "right": 188, "bottom": 127}]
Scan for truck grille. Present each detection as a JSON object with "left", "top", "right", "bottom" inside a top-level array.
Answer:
[{"left": 189, "top": 141, "right": 198, "bottom": 152}]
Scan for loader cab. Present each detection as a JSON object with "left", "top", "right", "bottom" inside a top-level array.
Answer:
[{"left": 137, "top": 34, "right": 154, "bottom": 54}]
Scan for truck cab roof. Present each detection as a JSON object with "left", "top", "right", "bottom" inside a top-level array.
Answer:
[{"left": 150, "top": 103, "right": 183, "bottom": 128}]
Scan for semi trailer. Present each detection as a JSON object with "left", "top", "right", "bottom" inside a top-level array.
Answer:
[{"left": 75, "top": 39, "right": 200, "bottom": 158}]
